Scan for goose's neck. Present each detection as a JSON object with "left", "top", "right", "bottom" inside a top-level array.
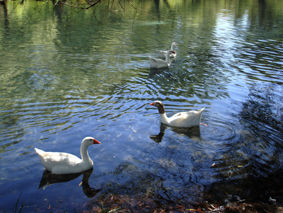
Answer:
[
  {"left": 157, "top": 104, "right": 165, "bottom": 114},
  {"left": 170, "top": 43, "right": 175, "bottom": 51},
  {"left": 160, "top": 113, "right": 169, "bottom": 125},
  {"left": 157, "top": 105, "right": 169, "bottom": 124},
  {"left": 80, "top": 144, "right": 93, "bottom": 165}
]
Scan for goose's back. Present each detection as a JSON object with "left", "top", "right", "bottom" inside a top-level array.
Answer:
[
  {"left": 167, "top": 110, "right": 202, "bottom": 127},
  {"left": 35, "top": 148, "right": 83, "bottom": 174}
]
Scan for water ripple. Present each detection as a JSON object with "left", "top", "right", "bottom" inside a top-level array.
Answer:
[{"left": 237, "top": 39, "right": 283, "bottom": 84}]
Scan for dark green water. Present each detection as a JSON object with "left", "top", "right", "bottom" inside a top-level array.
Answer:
[{"left": 0, "top": 0, "right": 282, "bottom": 211}]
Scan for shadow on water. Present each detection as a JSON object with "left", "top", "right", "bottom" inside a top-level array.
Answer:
[
  {"left": 148, "top": 67, "right": 171, "bottom": 78},
  {"left": 150, "top": 123, "right": 200, "bottom": 143},
  {"left": 39, "top": 168, "right": 101, "bottom": 198},
  {"left": 203, "top": 169, "right": 283, "bottom": 206}
]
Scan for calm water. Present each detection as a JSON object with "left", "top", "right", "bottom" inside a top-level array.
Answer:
[{"left": 0, "top": 0, "right": 283, "bottom": 211}]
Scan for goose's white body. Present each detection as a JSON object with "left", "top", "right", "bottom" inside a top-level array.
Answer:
[
  {"left": 34, "top": 137, "right": 101, "bottom": 174},
  {"left": 160, "top": 108, "right": 205, "bottom": 128},
  {"left": 159, "top": 50, "right": 176, "bottom": 59},
  {"left": 150, "top": 51, "right": 171, "bottom": 69},
  {"left": 158, "top": 42, "right": 177, "bottom": 59},
  {"left": 150, "top": 101, "right": 205, "bottom": 128}
]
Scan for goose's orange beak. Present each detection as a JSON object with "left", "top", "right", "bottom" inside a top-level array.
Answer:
[
  {"left": 93, "top": 139, "right": 101, "bottom": 144},
  {"left": 150, "top": 102, "right": 155, "bottom": 106}
]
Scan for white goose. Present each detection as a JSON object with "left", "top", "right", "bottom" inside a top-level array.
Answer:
[
  {"left": 159, "top": 42, "right": 177, "bottom": 59},
  {"left": 149, "top": 51, "right": 171, "bottom": 69},
  {"left": 150, "top": 101, "right": 205, "bottom": 128},
  {"left": 34, "top": 137, "right": 101, "bottom": 174}
]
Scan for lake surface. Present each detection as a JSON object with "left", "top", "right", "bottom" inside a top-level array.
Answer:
[{"left": 0, "top": 0, "right": 282, "bottom": 211}]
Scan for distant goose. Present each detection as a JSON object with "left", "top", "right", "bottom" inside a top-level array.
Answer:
[
  {"left": 150, "top": 101, "right": 205, "bottom": 128},
  {"left": 34, "top": 137, "right": 101, "bottom": 174},
  {"left": 149, "top": 51, "right": 172, "bottom": 69},
  {"left": 159, "top": 42, "right": 177, "bottom": 59}
]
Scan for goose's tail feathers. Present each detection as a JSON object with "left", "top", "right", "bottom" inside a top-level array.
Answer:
[{"left": 34, "top": 147, "right": 45, "bottom": 155}]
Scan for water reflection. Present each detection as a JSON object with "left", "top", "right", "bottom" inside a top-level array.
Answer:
[
  {"left": 238, "top": 84, "right": 283, "bottom": 176},
  {"left": 0, "top": 0, "right": 8, "bottom": 29},
  {"left": 39, "top": 169, "right": 101, "bottom": 198},
  {"left": 209, "top": 83, "right": 283, "bottom": 181},
  {"left": 150, "top": 123, "right": 200, "bottom": 143}
]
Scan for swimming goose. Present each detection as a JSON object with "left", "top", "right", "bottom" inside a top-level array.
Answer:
[
  {"left": 159, "top": 42, "right": 177, "bottom": 59},
  {"left": 150, "top": 51, "right": 171, "bottom": 69},
  {"left": 34, "top": 137, "right": 101, "bottom": 174},
  {"left": 150, "top": 101, "right": 205, "bottom": 128}
]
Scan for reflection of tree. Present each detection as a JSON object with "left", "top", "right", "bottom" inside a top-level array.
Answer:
[
  {"left": 0, "top": 0, "right": 8, "bottom": 29},
  {"left": 239, "top": 84, "right": 282, "bottom": 174},
  {"left": 209, "top": 83, "right": 283, "bottom": 202},
  {"left": 200, "top": 0, "right": 283, "bottom": 201},
  {"left": 1, "top": 0, "right": 253, "bottom": 122},
  {"left": 195, "top": 78, "right": 283, "bottom": 206}
]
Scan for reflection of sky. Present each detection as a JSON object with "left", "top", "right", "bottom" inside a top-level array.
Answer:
[
  {"left": 214, "top": 12, "right": 235, "bottom": 51},
  {"left": 210, "top": 11, "right": 250, "bottom": 116}
]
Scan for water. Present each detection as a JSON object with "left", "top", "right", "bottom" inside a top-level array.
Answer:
[{"left": 0, "top": 0, "right": 282, "bottom": 211}]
